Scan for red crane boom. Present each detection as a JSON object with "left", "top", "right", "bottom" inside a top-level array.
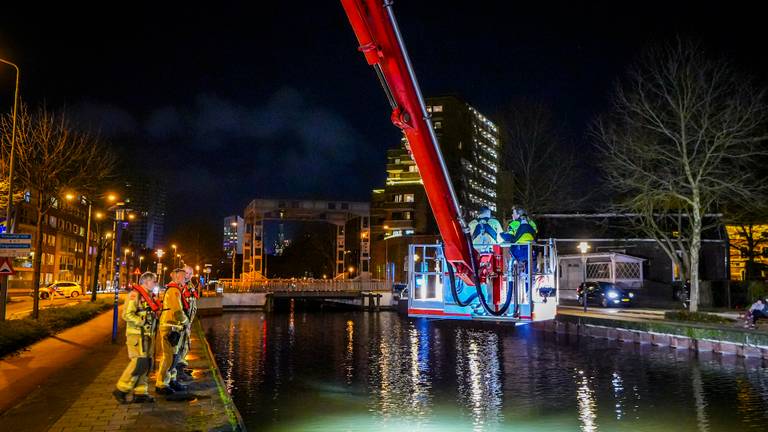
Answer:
[{"left": 340, "top": 0, "right": 478, "bottom": 284}]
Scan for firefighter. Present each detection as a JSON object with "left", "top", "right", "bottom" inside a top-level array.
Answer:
[
  {"left": 175, "top": 265, "right": 199, "bottom": 381},
  {"left": 503, "top": 207, "right": 538, "bottom": 263},
  {"left": 468, "top": 206, "right": 503, "bottom": 253},
  {"left": 154, "top": 268, "right": 189, "bottom": 395},
  {"left": 113, "top": 272, "right": 160, "bottom": 404}
]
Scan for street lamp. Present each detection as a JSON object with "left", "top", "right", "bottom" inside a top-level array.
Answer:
[
  {"left": 171, "top": 244, "right": 178, "bottom": 267},
  {"left": 156, "top": 249, "right": 165, "bottom": 283},
  {"left": 348, "top": 266, "right": 355, "bottom": 279},
  {"left": 0, "top": 58, "right": 19, "bottom": 234},
  {"left": 110, "top": 202, "right": 131, "bottom": 343},
  {"left": 578, "top": 241, "right": 590, "bottom": 312}
]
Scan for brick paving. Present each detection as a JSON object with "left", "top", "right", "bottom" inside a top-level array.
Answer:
[{"left": 7, "top": 320, "right": 243, "bottom": 432}]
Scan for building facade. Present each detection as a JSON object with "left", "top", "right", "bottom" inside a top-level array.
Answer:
[
  {"left": 726, "top": 224, "right": 768, "bottom": 281},
  {"left": 8, "top": 194, "right": 95, "bottom": 293},
  {"left": 370, "top": 95, "right": 501, "bottom": 281},
  {"left": 223, "top": 215, "right": 244, "bottom": 258},
  {"left": 124, "top": 177, "right": 166, "bottom": 250}
]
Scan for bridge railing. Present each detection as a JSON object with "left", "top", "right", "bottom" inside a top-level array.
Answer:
[{"left": 221, "top": 278, "right": 392, "bottom": 294}]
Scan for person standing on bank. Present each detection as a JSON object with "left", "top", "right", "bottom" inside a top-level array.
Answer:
[
  {"left": 113, "top": 272, "right": 161, "bottom": 403},
  {"left": 175, "top": 265, "right": 199, "bottom": 382},
  {"left": 155, "top": 269, "right": 189, "bottom": 395}
]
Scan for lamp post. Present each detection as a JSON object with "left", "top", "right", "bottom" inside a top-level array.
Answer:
[
  {"left": 0, "top": 58, "right": 19, "bottom": 321},
  {"left": 156, "top": 249, "right": 165, "bottom": 283},
  {"left": 138, "top": 255, "right": 144, "bottom": 272},
  {"left": 110, "top": 203, "right": 131, "bottom": 343},
  {"left": 1, "top": 58, "right": 19, "bottom": 234},
  {"left": 171, "top": 244, "right": 178, "bottom": 267},
  {"left": 578, "top": 241, "right": 590, "bottom": 313}
]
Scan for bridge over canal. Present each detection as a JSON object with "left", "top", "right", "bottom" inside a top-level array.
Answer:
[{"left": 218, "top": 278, "right": 394, "bottom": 311}]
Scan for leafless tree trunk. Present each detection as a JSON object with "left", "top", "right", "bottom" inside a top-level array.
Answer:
[
  {"left": 595, "top": 39, "right": 768, "bottom": 312},
  {"left": 0, "top": 104, "right": 115, "bottom": 318},
  {"left": 498, "top": 101, "right": 584, "bottom": 217}
]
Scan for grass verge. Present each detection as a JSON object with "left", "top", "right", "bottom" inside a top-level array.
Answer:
[
  {"left": 0, "top": 300, "right": 112, "bottom": 358},
  {"left": 664, "top": 310, "right": 736, "bottom": 324}
]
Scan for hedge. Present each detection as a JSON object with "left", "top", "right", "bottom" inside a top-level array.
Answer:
[{"left": 0, "top": 300, "right": 112, "bottom": 358}]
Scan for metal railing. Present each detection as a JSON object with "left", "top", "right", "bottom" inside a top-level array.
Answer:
[{"left": 220, "top": 278, "right": 391, "bottom": 294}]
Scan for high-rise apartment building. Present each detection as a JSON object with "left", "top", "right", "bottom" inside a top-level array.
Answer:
[
  {"left": 370, "top": 95, "right": 501, "bottom": 281},
  {"left": 124, "top": 177, "right": 166, "bottom": 249}
]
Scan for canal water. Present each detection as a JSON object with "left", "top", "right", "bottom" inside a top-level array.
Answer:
[{"left": 201, "top": 310, "right": 768, "bottom": 431}]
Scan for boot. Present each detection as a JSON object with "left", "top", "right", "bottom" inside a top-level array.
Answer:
[
  {"left": 169, "top": 380, "right": 188, "bottom": 392},
  {"left": 133, "top": 394, "right": 155, "bottom": 403},
  {"left": 176, "top": 365, "right": 193, "bottom": 382},
  {"left": 112, "top": 389, "right": 128, "bottom": 404},
  {"left": 155, "top": 386, "right": 175, "bottom": 395}
]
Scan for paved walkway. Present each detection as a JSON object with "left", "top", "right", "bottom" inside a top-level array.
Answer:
[{"left": 0, "top": 316, "right": 243, "bottom": 431}]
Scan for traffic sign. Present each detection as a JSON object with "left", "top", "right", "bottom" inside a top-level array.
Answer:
[
  {"left": 0, "top": 233, "right": 32, "bottom": 257},
  {"left": 0, "top": 257, "right": 15, "bottom": 275},
  {"left": 133, "top": 267, "right": 142, "bottom": 275}
]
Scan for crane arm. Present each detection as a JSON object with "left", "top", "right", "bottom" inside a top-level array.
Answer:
[{"left": 340, "top": 0, "right": 478, "bottom": 284}]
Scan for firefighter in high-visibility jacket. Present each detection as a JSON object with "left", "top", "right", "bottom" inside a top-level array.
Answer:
[
  {"left": 154, "top": 269, "right": 189, "bottom": 395},
  {"left": 468, "top": 206, "right": 504, "bottom": 253},
  {"left": 113, "top": 272, "right": 160, "bottom": 404},
  {"left": 175, "top": 265, "right": 199, "bottom": 382},
  {"left": 503, "top": 207, "right": 538, "bottom": 263}
]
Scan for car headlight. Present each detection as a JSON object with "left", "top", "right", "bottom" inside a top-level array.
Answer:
[
  {"left": 607, "top": 291, "right": 619, "bottom": 299},
  {"left": 628, "top": 292, "right": 634, "bottom": 298}
]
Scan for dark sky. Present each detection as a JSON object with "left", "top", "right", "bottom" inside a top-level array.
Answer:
[{"left": 1, "top": 1, "right": 766, "bottom": 235}]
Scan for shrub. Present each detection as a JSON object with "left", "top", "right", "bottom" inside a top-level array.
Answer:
[
  {"left": 0, "top": 300, "right": 112, "bottom": 358},
  {"left": 664, "top": 310, "right": 736, "bottom": 324}
]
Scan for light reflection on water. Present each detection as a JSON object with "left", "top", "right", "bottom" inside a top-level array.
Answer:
[{"left": 202, "top": 312, "right": 768, "bottom": 432}]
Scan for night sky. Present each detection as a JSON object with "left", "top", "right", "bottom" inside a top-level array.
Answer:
[{"left": 1, "top": 1, "right": 766, "bottom": 237}]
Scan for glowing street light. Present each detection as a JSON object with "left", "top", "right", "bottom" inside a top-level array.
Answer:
[{"left": 578, "top": 242, "right": 590, "bottom": 312}]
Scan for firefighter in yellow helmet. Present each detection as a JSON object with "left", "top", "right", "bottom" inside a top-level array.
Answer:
[
  {"left": 113, "top": 272, "right": 160, "bottom": 403},
  {"left": 155, "top": 268, "right": 190, "bottom": 395}
]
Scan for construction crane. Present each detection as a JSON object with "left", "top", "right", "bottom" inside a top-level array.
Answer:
[{"left": 340, "top": 0, "right": 558, "bottom": 322}]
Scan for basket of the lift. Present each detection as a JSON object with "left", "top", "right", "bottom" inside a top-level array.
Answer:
[{"left": 407, "top": 241, "right": 558, "bottom": 322}]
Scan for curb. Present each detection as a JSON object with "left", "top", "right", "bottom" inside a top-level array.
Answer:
[{"left": 194, "top": 319, "right": 247, "bottom": 432}]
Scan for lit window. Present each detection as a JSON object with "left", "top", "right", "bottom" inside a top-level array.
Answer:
[
  {"left": 393, "top": 194, "right": 403, "bottom": 203},
  {"left": 434, "top": 121, "right": 442, "bottom": 129},
  {"left": 433, "top": 105, "right": 443, "bottom": 112},
  {"left": 408, "top": 165, "right": 418, "bottom": 173},
  {"left": 404, "top": 194, "right": 415, "bottom": 203}
]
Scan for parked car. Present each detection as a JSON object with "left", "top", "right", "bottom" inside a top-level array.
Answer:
[
  {"left": 576, "top": 281, "right": 635, "bottom": 307},
  {"left": 33, "top": 281, "right": 84, "bottom": 299}
]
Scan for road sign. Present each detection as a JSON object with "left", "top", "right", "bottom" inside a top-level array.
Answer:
[
  {"left": 0, "top": 233, "right": 32, "bottom": 257},
  {"left": 133, "top": 267, "right": 141, "bottom": 275},
  {"left": 0, "top": 257, "right": 15, "bottom": 275}
]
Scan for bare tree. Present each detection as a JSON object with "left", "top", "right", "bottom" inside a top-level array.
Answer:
[
  {"left": 0, "top": 104, "right": 115, "bottom": 318},
  {"left": 595, "top": 40, "right": 768, "bottom": 311},
  {"left": 498, "top": 101, "right": 583, "bottom": 218}
]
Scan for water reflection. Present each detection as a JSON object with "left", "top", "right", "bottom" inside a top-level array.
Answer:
[
  {"left": 202, "top": 312, "right": 768, "bottom": 432},
  {"left": 455, "top": 329, "right": 503, "bottom": 431},
  {"left": 575, "top": 369, "right": 597, "bottom": 432}
]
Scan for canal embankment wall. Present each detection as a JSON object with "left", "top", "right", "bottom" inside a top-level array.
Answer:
[{"left": 533, "top": 313, "right": 768, "bottom": 359}]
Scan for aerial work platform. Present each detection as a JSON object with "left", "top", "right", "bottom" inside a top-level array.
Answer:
[{"left": 406, "top": 241, "right": 558, "bottom": 323}]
